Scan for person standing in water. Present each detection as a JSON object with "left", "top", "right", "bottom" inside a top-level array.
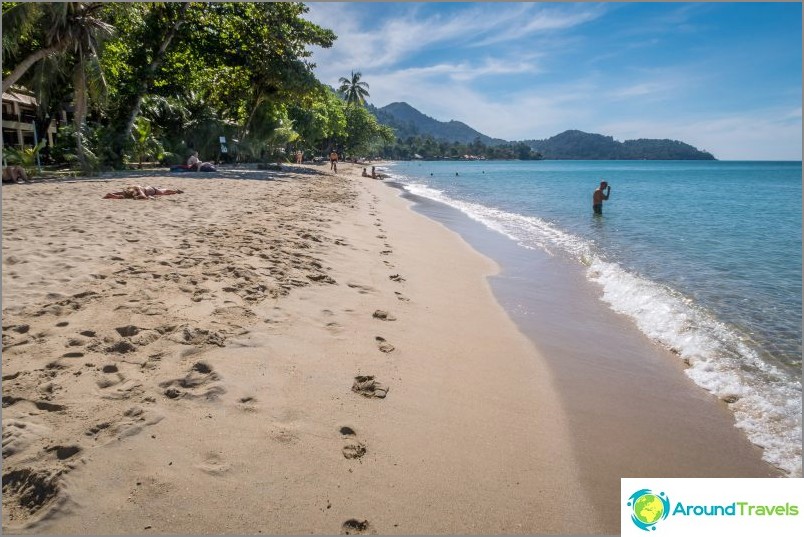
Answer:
[{"left": 593, "top": 180, "right": 611, "bottom": 215}]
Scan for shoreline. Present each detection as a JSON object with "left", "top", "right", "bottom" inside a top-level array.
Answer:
[
  {"left": 2, "top": 164, "right": 597, "bottom": 534},
  {"left": 392, "top": 189, "right": 783, "bottom": 529}
]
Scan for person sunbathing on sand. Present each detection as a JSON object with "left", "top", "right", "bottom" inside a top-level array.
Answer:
[
  {"left": 2, "top": 165, "right": 28, "bottom": 183},
  {"left": 103, "top": 185, "right": 184, "bottom": 200}
]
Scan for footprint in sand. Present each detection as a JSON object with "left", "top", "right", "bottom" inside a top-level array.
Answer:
[
  {"left": 159, "top": 361, "right": 225, "bottom": 401},
  {"left": 394, "top": 292, "right": 410, "bottom": 302},
  {"left": 347, "top": 282, "right": 376, "bottom": 295},
  {"left": 45, "top": 444, "right": 82, "bottom": 461},
  {"left": 340, "top": 426, "right": 367, "bottom": 460},
  {"left": 195, "top": 452, "right": 231, "bottom": 476},
  {"left": 1, "top": 467, "right": 68, "bottom": 529},
  {"left": 85, "top": 406, "right": 164, "bottom": 445},
  {"left": 389, "top": 274, "right": 405, "bottom": 282},
  {"left": 237, "top": 396, "right": 258, "bottom": 412},
  {"left": 2, "top": 419, "right": 50, "bottom": 458},
  {"left": 375, "top": 337, "right": 395, "bottom": 353},
  {"left": 341, "top": 519, "right": 373, "bottom": 535},
  {"left": 97, "top": 371, "right": 143, "bottom": 400},
  {"left": 372, "top": 310, "right": 396, "bottom": 321},
  {"left": 352, "top": 376, "right": 388, "bottom": 399}
]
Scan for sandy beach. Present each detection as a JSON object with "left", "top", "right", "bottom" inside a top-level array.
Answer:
[{"left": 2, "top": 163, "right": 604, "bottom": 534}]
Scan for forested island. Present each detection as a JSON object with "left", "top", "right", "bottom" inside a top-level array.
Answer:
[{"left": 370, "top": 102, "right": 715, "bottom": 161}]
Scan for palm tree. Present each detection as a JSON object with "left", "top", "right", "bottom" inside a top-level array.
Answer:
[
  {"left": 2, "top": 3, "right": 113, "bottom": 93},
  {"left": 338, "top": 71, "right": 370, "bottom": 106},
  {"left": 3, "top": 3, "right": 114, "bottom": 173},
  {"left": 130, "top": 116, "right": 166, "bottom": 169}
]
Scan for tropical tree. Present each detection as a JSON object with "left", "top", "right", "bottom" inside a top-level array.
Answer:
[
  {"left": 129, "top": 116, "right": 166, "bottom": 169},
  {"left": 338, "top": 70, "right": 370, "bottom": 106},
  {"left": 119, "top": 2, "right": 191, "bottom": 144},
  {"left": 288, "top": 85, "right": 347, "bottom": 155},
  {"left": 3, "top": 2, "right": 115, "bottom": 173},
  {"left": 342, "top": 104, "right": 394, "bottom": 157},
  {"left": 3, "top": 139, "right": 45, "bottom": 177},
  {"left": 265, "top": 119, "right": 299, "bottom": 163},
  {"left": 2, "top": 2, "right": 113, "bottom": 92}
]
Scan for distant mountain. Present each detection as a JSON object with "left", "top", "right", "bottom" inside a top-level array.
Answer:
[
  {"left": 371, "top": 102, "right": 715, "bottom": 160},
  {"left": 370, "top": 102, "right": 508, "bottom": 146},
  {"left": 521, "top": 130, "right": 715, "bottom": 160}
]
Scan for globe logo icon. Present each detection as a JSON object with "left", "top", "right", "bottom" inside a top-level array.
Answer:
[{"left": 627, "top": 489, "right": 670, "bottom": 531}]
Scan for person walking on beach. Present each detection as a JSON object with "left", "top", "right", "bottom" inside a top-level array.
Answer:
[
  {"left": 593, "top": 180, "right": 611, "bottom": 215},
  {"left": 329, "top": 150, "right": 339, "bottom": 172}
]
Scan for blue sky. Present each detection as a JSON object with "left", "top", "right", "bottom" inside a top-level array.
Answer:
[{"left": 303, "top": 2, "right": 802, "bottom": 160}]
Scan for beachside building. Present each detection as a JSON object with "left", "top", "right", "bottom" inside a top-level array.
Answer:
[{"left": 2, "top": 87, "right": 59, "bottom": 151}]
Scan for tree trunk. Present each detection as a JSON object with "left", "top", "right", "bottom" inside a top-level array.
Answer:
[
  {"left": 120, "top": 2, "right": 190, "bottom": 141},
  {"left": 73, "top": 63, "right": 89, "bottom": 174},
  {"left": 239, "top": 91, "right": 265, "bottom": 143},
  {"left": 2, "top": 45, "right": 63, "bottom": 93}
]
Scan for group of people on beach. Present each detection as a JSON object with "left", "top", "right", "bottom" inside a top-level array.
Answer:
[{"left": 99, "top": 148, "right": 614, "bottom": 213}]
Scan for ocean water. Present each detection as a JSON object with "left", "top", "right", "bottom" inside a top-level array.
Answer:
[{"left": 384, "top": 160, "right": 802, "bottom": 477}]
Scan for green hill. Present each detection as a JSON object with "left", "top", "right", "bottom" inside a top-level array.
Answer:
[
  {"left": 371, "top": 102, "right": 715, "bottom": 160},
  {"left": 371, "top": 102, "right": 508, "bottom": 146},
  {"left": 521, "top": 130, "right": 715, "bottom": 160}
]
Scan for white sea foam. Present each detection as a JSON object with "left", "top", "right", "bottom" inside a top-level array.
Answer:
[{"left": 398, "top": 178, "right": 803, "bottom": 477}]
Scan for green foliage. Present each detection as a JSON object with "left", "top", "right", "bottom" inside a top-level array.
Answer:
[
  {"left": 288, "top": 85, "right": 346, "bottom": 153},
  {"left": 338, "top": 71, "right": 370, "bottom": 106},
  {"left": 3, "top": 138, "right": 45, "bottom": 176},
  {"left": 3, "top": 2, "right": 343, "bottom": 167},
  {"left": 377, "top": 135, "right": 543, "bottom": 161},
  {"left": 129, "top": 116, "right": 167, "bottom": 168},
  {"left": 342, "top": 104, "right": 394, "bottom": 157},
  {"left": 523, "top": 130, "right": 715, "bottom": 160},
  {"left": 370, "top": 102, "right": 507, "bottom": 146}
]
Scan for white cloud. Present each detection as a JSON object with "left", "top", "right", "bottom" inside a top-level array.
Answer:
[
  {"left": 608, "top": 82, "right": 666, "bottom": 99},
  {"left": 302, "top": 3, "right": 802, "bottom": 160},
  {"left": 367, "top": 67, "right": 597, "bottom": 141},
  {"left": 305, "top": 2, "right": 603, "bottom": 85},
  {"left": 368, "top": 56, "right": 540, "bottom": 85}
]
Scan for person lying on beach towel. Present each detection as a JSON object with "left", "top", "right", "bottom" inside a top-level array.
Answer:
[
  {"left": 103, "top": 185, "right": 183, "bottom": 200},
  {"left": 176, "top": 151, "right": 217, "bottom": 172},
  {"left": 2, "top": 166, "right": 28, "bottom": 183},
  {"left": 170, "top": 163, "right": 216, "bottom": 172}
]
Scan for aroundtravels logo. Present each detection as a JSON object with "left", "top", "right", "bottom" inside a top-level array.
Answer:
[
  {"left": 627, "top": 489, "right": 671, "bottom": 531},
  {"left": 625, "top": 485, "right": 800, "bottom": 533},
  {"left": 623, "top": 479, "right": 802, "bottom": 536}
]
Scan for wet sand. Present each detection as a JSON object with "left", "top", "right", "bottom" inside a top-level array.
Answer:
[{"left": 403, "top": 191, "right": 784, "bottom": 532}]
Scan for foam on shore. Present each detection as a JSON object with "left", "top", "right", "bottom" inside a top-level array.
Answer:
[{"left": 395, "top": 179, "right": 801, "bottom": 477}]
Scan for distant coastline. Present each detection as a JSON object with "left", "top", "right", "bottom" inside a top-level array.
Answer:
[{"left": 371, "top": 102, "right": 716, "bottom": 161}]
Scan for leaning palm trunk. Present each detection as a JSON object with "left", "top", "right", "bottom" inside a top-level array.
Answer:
[
  {"left": 120, "top": 2, "right": 190, "bottom": 142},
  {"left": 2, "top": 44, "right": 64, "bottom": 93}
]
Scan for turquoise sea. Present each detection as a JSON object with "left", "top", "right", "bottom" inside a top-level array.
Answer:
[{"left": 384, "top": 160, "right": 802, "bottom": 476}]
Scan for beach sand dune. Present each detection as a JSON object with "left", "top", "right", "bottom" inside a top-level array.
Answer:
[{"left": 2, "top": 165, "right": 594, "bottom": 534}]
